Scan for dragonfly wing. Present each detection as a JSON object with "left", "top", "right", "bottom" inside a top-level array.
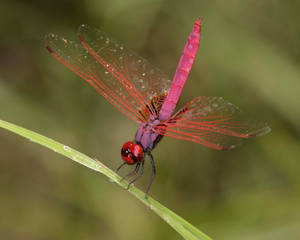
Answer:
[
  {"left": 45, "top": 25, "right": 172, "bottom": 123},
  {"left": 154, "top": 96, "right": 270, "bottom": 150}
]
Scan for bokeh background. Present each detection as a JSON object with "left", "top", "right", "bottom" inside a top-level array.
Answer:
[{"left": 1, "top": 0, "right": 299, "bottom": 239}]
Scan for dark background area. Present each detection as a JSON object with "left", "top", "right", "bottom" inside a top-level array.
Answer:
[{"left": 0, "top": 0, "right": 299, "bottom": 239}]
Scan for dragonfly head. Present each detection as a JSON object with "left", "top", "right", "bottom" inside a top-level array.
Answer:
[{"left": 121, "top": 141, "right": 144, "bottom": 165}]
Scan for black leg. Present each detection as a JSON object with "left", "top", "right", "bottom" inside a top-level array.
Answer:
[
  {"left": 127, "top": 159, "right": 145, "bottom": 190},
  {"left": 145, "top": 152, "right": 156, "bottom": 198},
  {"left": 116, "top": 162, "right": 127, "bottom": 171},
  {"left": 121, "top": 163, "right": 140, "bottom": 182}
]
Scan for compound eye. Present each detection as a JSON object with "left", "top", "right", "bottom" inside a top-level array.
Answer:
[
  {"left": 131, "top": 144, "right": 144, "bottom": 163},
  {"left": 121, "top": 142, "right": 144, "bottom": 164},
  {"left": 121, "top": 141, "right": 135, "bottom": 164}
]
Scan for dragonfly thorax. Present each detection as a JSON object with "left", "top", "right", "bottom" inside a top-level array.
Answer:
[
  {"left": 121, "top": 141, "right": 144, "bottom": 165},
  {"left": 135, "top": 119, "right": 163, "bottom": 151}
]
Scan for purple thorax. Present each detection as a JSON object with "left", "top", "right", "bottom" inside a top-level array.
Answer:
[{"left": 135, "top": 119, "right": 161, "bottom": 151}]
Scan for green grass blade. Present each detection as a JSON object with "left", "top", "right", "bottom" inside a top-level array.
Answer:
[{"left": 0, "top": 119, "right": 213, "bottom": 240}]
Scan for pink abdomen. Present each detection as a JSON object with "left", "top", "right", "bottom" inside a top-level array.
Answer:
[{"left": 159, "top": 18, "right": 202, "bottom": 121}]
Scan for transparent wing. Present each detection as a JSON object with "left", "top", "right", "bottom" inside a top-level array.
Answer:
[
  {"left": 154, "top": 96, "right": 270, "bottom": 150},
  {"left": 45, "top": 24, "right": 172, "bottom": 123}
]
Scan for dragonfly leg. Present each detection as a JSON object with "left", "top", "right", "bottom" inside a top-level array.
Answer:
[
  {"left": 127, "top": 159, "right": 145, "bottom": 190},
  {"left": 121, "top": 163, "right": 140, "bottom": 182},
  {"left": 116, "top": 162, "right": 127, "bottom": 171},
  {"left": 145, "top": 152, "right": 156, "bottom": 198}
]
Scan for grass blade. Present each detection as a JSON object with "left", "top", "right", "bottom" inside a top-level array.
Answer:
[{"left": 0, "top": 119, "right": 213, "bottom": 240}]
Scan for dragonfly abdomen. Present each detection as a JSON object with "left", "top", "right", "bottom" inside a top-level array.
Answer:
[{"left": 159, "top": 18, "right": 202, "bottom": 121}]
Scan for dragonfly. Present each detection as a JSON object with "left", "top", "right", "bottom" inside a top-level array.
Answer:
[{"left": 45, "top": 18, "right": 270, "bottom": 195}]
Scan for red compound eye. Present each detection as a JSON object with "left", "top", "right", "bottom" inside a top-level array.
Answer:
[{"left": 121, "top": 141, "right": 144, "bottom": 164}]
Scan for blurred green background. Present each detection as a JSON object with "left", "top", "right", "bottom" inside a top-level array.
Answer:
[{"left": 0, "top": 0, "right": 299, "bottom": 239}]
